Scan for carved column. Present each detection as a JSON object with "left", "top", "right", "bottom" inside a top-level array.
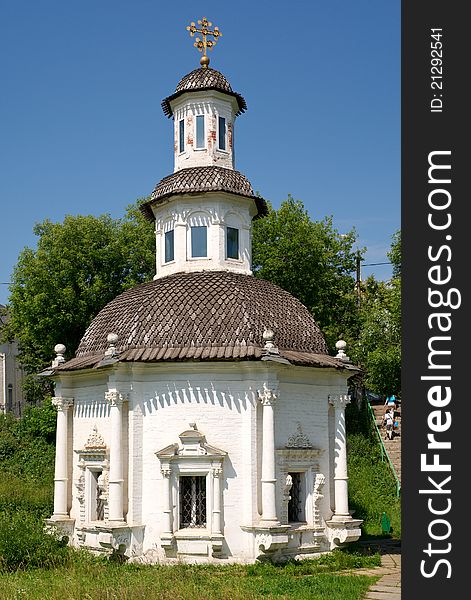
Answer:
[
  {"left": 259, "top": 384, "right": 279, "bottom": 524},
  {"left": 212, "top": 466, "right": 223, "bottom": 535},
  {"left": 51, "top": 396, "right": 74, "bottom": 518},
  {"left": 161, "top": 467, "right": 173, "bottom": 537},
  {"left": 105, "top": 389, "right": 126, "bottom": 522},
  {"left": 329, "top": 394, "right": 351, "bottom": 518}
]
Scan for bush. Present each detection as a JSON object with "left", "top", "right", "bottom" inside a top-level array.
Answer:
[{"left": 0, "top": 510, "right": 71, "bottom": 572}]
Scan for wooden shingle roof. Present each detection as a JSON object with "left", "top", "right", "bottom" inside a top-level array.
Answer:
[
  {"left": 140, "top": 166, "right": 268, "bottom": 221},
  {"left": 54, "top": 271, "right": 356, "bottom": 372},
  {"left": 161, "top": 67, "right": 247, "bottom": 118}
]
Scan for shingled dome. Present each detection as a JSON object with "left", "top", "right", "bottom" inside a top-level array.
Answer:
[
  {"left": 140, "top": 166, "right": 268, "bottom": 221},
  {"left": 56, "top": 271, "right": 352, "bottom": 372},
  {"left": 162, "top": 67, "right": 247, "bottom": 117}
]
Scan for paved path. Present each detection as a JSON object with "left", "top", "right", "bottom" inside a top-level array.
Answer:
[{"left": 352, "top": 540, "right": 401, "bottom": 599}]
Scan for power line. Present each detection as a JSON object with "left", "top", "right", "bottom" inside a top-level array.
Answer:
[{"left": 362, "top": 262, "right": 392, "bottom": 267}]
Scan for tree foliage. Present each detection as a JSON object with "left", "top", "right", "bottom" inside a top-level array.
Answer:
[
  {"left": 349, "top": 230, "right": 401, "bottom": 396},
  {"left": 4, "top": 202, "right": 154, "bottom": 397},
  {"left": 252, "top": 196, "right": 361, "bottom": 351}
]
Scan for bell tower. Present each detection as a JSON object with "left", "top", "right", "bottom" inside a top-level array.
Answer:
[{"left": 140, "top": 18, "right": 267, "bottom": 280}]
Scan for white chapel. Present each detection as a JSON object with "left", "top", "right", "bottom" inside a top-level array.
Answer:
[{"left": 45, "top": 19, "right": 362, "bottom": 563}]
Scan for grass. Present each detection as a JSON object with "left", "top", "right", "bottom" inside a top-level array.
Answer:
[
  {"left": 0, "top": 551, "right": 380, "bottom": 600},
  {"left": 346, "top": 401, "right": 401, "bottom": 538}
]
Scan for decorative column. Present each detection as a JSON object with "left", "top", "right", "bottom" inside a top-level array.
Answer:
[
  {"left": 105, "top": 389, "right": 126, "bottom": 522},
  {"left": 258, "top": 383, "right": 279, "bottom": 524},
  {"left": 51, "top": 396, "right": 74, "bottom": 518},
  {"left": 161, "top": 466, "right": 173, "bottom": 538},
  {"left": 212, "top": 466, "right": 223, "bottom": 535},
  {"left": 328, "top": 394, "right": 351, "bottom": 518}
]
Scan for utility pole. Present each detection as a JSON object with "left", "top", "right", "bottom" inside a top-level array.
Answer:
[{"left": 355, "top": 250, "right": 361, "bottom": 307}]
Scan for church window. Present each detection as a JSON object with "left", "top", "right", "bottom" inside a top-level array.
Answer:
[
  {"left": 287, "top": 472, "right": 305, "bottom": 522},
  {"left": 165, "top": 229, "right": 174, "bottom": 263},
  {"left": 179, "top": 475, "right": 207, "bottom": 528},
  {"left": 179, "top": 119, "right": 185, "bottom": 153},
  {"left": 191, "top": 225, "right": 207, "bottom": 258},
  {"left": 196, "top": 115, "right": 205, "bottom": 149},
  {"left": 218, "top": 116, "right": 226, "bottom": 150},
  {"left": 226, "top": 227, "right": 239, "bottom": 259}
]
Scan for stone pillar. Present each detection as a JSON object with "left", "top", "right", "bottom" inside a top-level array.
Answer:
[
  {"left": 259, "top": 384, "right": 279, "bottom": 524},
  {"left": 329, "top": 394, "right": 351, "bottom": 518},
  {"left": 212, "top": 466, "right": 223, "bottom": 534},
  {"left": 161, "top": 467, "right": 173, "bottom": 536},
  {"left": 51, "top": 396, "right": 74, "bottom": 518},
  {"left": 105, "top": 389, "right": 126, "bottom": 522}
]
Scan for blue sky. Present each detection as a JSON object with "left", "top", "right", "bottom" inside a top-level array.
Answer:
[{"left": 0, "top": 0, "right": 400, "bottom": 305}]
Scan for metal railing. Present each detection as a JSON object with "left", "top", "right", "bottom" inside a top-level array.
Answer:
[{"left": 366, "top": 398, "right": 401, "bottom": 498}]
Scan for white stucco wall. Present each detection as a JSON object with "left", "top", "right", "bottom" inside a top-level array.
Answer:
[{"left": 54, "top": 360, "right": 354, "bottom": 562}]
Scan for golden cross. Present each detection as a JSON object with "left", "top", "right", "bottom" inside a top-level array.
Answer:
[{"left": 186, "top": 17, "right": 222, "bottom": 68}]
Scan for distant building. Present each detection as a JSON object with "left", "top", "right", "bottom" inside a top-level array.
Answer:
[{"left": 0, "top": 305, "right": 26, "bottom": 417}]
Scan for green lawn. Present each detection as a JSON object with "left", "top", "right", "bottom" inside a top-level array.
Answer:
[{"left": 0, "top": 555, "right": 379, "bottom": 600}]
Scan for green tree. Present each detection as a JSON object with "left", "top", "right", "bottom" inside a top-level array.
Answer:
[
  {"left": 350, "top": 231, "right": 401, "bottom": 396},
  {"left": 252, "top": 196, "right": 361, "bottom": 351},
  {"left": 4, "top": 201, "right": 154, "bottom": 400}
]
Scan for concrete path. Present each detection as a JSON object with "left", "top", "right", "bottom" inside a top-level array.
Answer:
[{"left": 352, "top": 539, "right": 401, "bottom": 599}]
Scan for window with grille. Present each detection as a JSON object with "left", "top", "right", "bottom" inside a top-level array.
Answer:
[
  {"left": 287, "top": 472, "right": 304, "bottom": 522},
  {"left": 180, "top": 475, "right": 207, "bottom": 528}
]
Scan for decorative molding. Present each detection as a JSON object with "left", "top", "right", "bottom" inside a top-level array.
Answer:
[
  {"left": 258, "top": 382, "right": 278, "bottom": 406},
  {"left": 286, "top": 423, "right": 313, "bottom": 449},
  {"left": 105, "top": 390, "right": 128, "bottom": 407},
  {"left": 51, "top": 396, "right": 74, "bottom": 411},
  {"left": 328, "top": 394, "right": 351, "bottom": 410},
  {"left": 312, "top": 473, "right": 326, "bottom": 529},
  {"left": 85, "top": 425, "right": 106, "bottom": 450}
]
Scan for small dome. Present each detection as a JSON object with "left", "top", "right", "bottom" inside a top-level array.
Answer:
[
  {"left": 162, "top": 67, "right": 247, "bottom": 117},
  {"left": 55, "top": 272, "right": 353, "bottom": 372},
  {"left": 140, "top": 166, "right": 268, "bottom": 221}
]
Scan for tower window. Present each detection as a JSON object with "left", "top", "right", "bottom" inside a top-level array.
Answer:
[
  {"left": 191, "top": 226, "right": 207, "bottom": 258},
  {"left": 179, "top": 119, "right": 185, "bottom": 153},
  {"left": 180, "top": 475, "right": 206, "bottom": 528},
  {"left": 218, "top": 116, "right": 226, "bottom": 150},
  {"left": 196, "top": 115, "right": 205, "bottom": 149},
  {"left": 226, "top": 227, "right": 239, "bottom": 259},
  {"left": 164, "top": 230, "right": 174, "bottom": 263},
  {"left": 287, "top": 472, "right": 305, "bottom": 522}
]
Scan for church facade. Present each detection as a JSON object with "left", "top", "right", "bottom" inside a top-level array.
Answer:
[{"left": 45, "top": 23, "right": 361, "bottom": 563}]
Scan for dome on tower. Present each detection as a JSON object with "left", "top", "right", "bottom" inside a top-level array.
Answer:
[
  {"left": 162, "top": 67, "right": 247, "bottom": 117},
  {"left": 54, "top": 271, "right": 353, "bottom": 372}
]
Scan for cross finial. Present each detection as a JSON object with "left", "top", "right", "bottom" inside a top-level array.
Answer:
[{"left": 186, "top": 17, "right": 222, "bottom": 69}]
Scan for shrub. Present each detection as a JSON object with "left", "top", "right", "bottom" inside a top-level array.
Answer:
[{"left": 0, "top": 510, "right": 71, "bottom": 572}]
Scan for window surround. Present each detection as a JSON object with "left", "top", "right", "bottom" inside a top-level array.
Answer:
[
  {"left": 75, "top": 426, "right": 109, "bottom": 525},
  {"left": 156, "top": 427, "right": 226, "bottom": 556}
]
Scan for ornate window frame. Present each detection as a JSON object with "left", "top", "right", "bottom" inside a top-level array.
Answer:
[
  {"left": 74, "top": 425, "right": 109, "bottom": 526},
  {"left": 156, "top": 425, "right": 226, "bottom": 557}
]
